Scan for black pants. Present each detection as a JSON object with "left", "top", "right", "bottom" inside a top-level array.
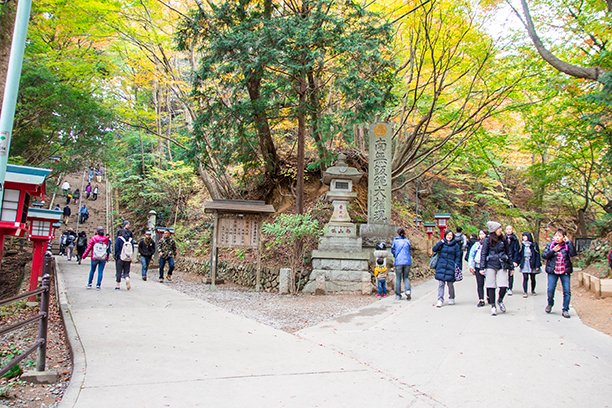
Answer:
[
  {"left": 475, "top": 269, "right": 485, "bottom": 300},
  {"left": 487, "top": 287, "right": 507, "bottom": 305},
  {"left": 508, "top": 269, "right": 514, "bottom": 290},
  {"left": 522, "top": 273, "right": 537, "bottom": 293},
  {"left": 116, "top": 259, "right": 131, "bottom": 283}
]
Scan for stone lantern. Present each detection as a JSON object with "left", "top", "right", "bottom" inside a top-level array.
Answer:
[
  {"left": 304, "top": 154, "right": 372, "bottom": 294},
  {"left": 434, "top": 213, "right": 451, "bottom": 239}
]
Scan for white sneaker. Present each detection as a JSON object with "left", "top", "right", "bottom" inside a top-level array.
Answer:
[
  {"left": 126, "top": 277, "right": 131, "bottom": 291},
  {"left": 405, "top": 291, "right": 411, "bottom": 300},
  {"left": 491, "top": 306, "right": 497, "bottom": 316},
  {"left": 436, "top": 300, "right": 443, "bottom": 308},
  {"left": 499, "top": 302, "right": 506, "bottom": 313},
  {"left": 507, "top": 289, "right": 513, "bottom": 296},
  {"left": 448, "top": 299, "right": 455, "bottom": 305}
]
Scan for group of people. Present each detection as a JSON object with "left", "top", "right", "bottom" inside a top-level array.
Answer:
[
  {"left": 379, "top": 223, "right": 577, "bottom": 319},
  {"left": 80, "top": 221, "right": 178, "bottom": 291},
  {"left": 59, "top": 178, "right": 99, "bottom": 227}
]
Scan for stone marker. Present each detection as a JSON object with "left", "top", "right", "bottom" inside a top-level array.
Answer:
[
  {"left": 360, "top": 121, "right": 397, "bottom": 250},
  {"left": 279, "top": 268, "right": 291, "bottom": 294},
  {"left": 315, "top": 273, "right": 326, "bottom": 295},
  {"left": 20, "top": 369, "right": 58, "bottom": 384}
]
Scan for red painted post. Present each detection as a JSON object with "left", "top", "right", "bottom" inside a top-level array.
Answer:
[{"left": 28, "top": 240, "right": 44, "bottom": 301}]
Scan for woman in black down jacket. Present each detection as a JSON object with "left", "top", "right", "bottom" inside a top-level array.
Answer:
[
  {"left": 480, "top": 221, "right": 511, "bottom": 316},
  {"left": 433, "top": 230, "right": 462, "bottom": 308}
]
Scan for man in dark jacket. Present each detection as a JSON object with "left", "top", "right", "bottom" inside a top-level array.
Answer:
[
  {"left": 158, "top": 230, "right": 177, "bottom": 282},
  {"left": 505, "top": 225, "right": 521, "bottom": 295},
  {"left": 62, "top": 205, "right": 71, "bottom": 225},
  {"left": 116, "top": 220, "right": 134, "bottom": 240},
  {"left": 138, "top": 231, "right": 156, "bottom": 281}
]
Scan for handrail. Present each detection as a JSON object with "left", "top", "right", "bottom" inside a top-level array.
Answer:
[{"left": 0, "top": 253, "right": 53, "bottom": 377}]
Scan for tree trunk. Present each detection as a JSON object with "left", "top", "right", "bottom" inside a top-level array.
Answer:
[
  {"left": 245, "top": 72, "right": 279, "bottom": 179},
  {"left": 296, "top": 73, "right": 307, "bottom": 215},
  {"left": 307, "top": 69, "right": 328, "bottom": 171},
  {"left": 577, "top": 208, "right": 587, "bottom": 237}
]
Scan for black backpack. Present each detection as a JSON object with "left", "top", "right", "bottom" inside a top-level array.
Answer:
[{"left": 77, "top": 236, "right": 88, "bottom": 248}]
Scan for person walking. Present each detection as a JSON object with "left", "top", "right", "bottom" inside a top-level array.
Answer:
[
  {"left": 542, "top": 228, "right": 577, "bottom": 318},
  {"left": 468, "top": 229, "right": 488, "bottom": 307},
  {"left": 82, "top": 226, "right": 111, "bottom": 290},
  {"left": 465, "top": 233, "right": 478, "bottom": 263},
  {"left": 480, "top": 221, "right": 511, "bottom": 316},
  {"left": 519, "top": 232, "right": 542, "bottom": 297},
  {"left": 391, "top": 228, "right": 412, "bottom": 300},
  {"left": 96, "top": 168, "right": 103, "bottom": 183},
  {"left": 79, "top": 204, "right": 89, "bottom": 224},
  {"left": 117, "top": 220, "right": 134, "bottom": 240},
  {"left": 504, "top": 225, "right": 521, "bottom": 296},
  {"left": 158, "top": 230, "right": 176, "bottom": 282},
  {"left": 85, "top": 183, "right": 92, "bottom": 199},
  {"left": 65, "top": 230, "right": 76, "bottom": 261},
  {"left": 92, "top": 185, "right": 99, "bottom": 201},
  {"left": 433, "top": 230, "right": 462, "bottom": 307},
  {"left": 73, "top": 188, "right": 80, "bottom": 202},
  {"left": 65, "top": 189, "right": 72, "bottom": 205},
  {"left": 88, "top": 166, "right": 95, "bottom": 183},
  {"left": 138, "top": 231, "right": 156, "bottom": 281},
  {"left": 374, "top": 257, "right": 388, "bottom": 297},
  {"left": 61, "top": 180, "right": 70, "bottom": 193},
  {"left": 62, "top": 205, "right": 71, "bottom": 225},
  {"left": 76, "top": 231, "right": 88, "bottom": 265},
  {"left": 115, "top": 229, "right": 134, "bottom": 290}
]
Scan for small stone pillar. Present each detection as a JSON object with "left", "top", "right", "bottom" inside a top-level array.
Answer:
[
  {"left": 315, "top": 273, "right": 326, "bottom": 295},
  {"left": 279, "top": 268, "right": 291, "bottom": 294}
]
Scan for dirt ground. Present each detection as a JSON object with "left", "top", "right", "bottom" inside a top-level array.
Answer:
[{"left": 570, "top": 265, "right": 612, "bottom": 338}]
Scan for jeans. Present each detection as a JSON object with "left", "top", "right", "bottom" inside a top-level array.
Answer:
[
  {"left": 547, "top": 273, "right": 571, "bottom": 312},
  {"left": 377, "top": 279, "right": 387, "bottom": 296},
  {"left": 159, "top": 257, "right": 174, "bottom": 279},
  {"left": 437, "top": 280, "right": 455, "bottom": 301},
  {"left": 141, "top": 256, "right": 152, "bottom": 278},
  {"left": 395, "top": 264, "right": 411, "bottom": 296},
  {"left": 88, "top": 260, "right": 107, "bottom": 287}
]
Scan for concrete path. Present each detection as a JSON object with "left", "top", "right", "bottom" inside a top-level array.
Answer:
[{"left": 56, "top": 258, "right": 612, "bottom": 408}]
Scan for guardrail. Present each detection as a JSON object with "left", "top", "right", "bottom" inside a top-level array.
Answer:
[{"left": 0, "top": 254, "right": 52, "bottom": 377}]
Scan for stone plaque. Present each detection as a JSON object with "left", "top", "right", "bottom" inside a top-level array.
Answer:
[
  {"left": 367, "top": 122, "right": 392, "bottom": 224},
  {"left": 217, "top": 216, "right": 260, "bottom": 248}
]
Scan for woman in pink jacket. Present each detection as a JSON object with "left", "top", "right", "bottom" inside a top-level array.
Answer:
[{"left": 82, "top": 226, "right": 111, "bottom": 290}]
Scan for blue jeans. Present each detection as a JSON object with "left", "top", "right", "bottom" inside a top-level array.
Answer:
[
  {"left": 159, "top": 257, "right": 174, "bottom": 279},
  {"left": 141, "top": 256, "right": 151, "bottom": 277},
  {"left": 377, "top": 279, "right": 387, "bottom": 296},
  {"left": 395, "top": 264, "right": 412, "bottom": 296},
  {"left": 88, "top": 260, "right": 106, "bottom": 287},
  {"left": 547, "top": 273, "right": 571, "bottom": 312}
]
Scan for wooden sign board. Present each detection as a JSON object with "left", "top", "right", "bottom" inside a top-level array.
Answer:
[{"left": 217, "top": 216, "right": 260, "bottom": 249}]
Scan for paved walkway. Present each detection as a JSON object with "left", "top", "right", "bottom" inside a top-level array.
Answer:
[{"left": 56, "top": 258, "right": 612, "bottom": 408}]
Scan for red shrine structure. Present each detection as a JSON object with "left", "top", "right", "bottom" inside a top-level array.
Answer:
[{"left": 26, "top": 204, "right": 61, "bottom": 298}]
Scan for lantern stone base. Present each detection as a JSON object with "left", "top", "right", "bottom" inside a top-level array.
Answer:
[{"left": 304, "top": 248, "right": 373, "bottom": 294}]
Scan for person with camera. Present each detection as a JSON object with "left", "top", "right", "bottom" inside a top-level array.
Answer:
[{"left": 480, "top": 221, "right": 511, "bottom": 316}]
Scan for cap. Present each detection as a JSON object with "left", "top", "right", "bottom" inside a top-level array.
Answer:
[{"left": 145, "top": 231, "right": 152, "bottom": 235}]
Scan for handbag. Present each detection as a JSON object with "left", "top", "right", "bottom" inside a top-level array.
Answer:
[
  {"left": 429, "top": 252, "right": 439, "bottom": 269},
  {"left": 454, "top": 265, "right": 463, "bottom": 281}
]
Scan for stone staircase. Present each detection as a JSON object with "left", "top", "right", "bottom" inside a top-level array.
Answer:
[{"left": 48, "top": 170, "right": 109, "bottom": 254}]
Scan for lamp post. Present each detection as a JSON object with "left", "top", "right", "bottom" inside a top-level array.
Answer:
[
  {"left": 544, "top": 225, "right": 551, "bottom": 240},
  {"left": 434, "top": 213, "right": 451, "bottom": 239},
  {"left": 424, "top": 222, "right": 436, "bottom": 240}
]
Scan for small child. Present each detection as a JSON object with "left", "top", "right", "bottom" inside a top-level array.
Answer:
[{"left": 374, "top": 257, "right": 388, "bottom": 297}]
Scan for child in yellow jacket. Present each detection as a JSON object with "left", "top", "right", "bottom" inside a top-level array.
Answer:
[{"left": 374, "top": 257, "right": 388, "bottom": 297}]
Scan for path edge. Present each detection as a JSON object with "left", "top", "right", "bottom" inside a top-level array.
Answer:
[{"left": 54, "top": 257, "right": 85, "bottom": 408}]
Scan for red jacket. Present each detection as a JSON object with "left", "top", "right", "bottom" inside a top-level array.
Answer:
[{"left": 82, "top": 234, "right": 110, "bottom": 260}]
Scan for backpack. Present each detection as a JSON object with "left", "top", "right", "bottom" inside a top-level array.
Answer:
[
  {"left": 93, "top": 241, "right": 108, "bottom": 260},
  {"left": 608, "top": 248, "right": 612, "bottom": 269},
  {"left": 119, "top": 236, "right": 133, "bottom": 262},
  {"left": 77, "top": 236, "right": 87, "bottom": 248}
]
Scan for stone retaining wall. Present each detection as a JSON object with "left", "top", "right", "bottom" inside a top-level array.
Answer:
[{"left": 174, "top": 257, "right": 309, "bottom": 292}]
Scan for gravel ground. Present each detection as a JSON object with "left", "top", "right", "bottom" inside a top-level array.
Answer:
[
  {"left": 169, "top": 270, "right": 436, "bottom": 333},
  {"left": 171, "top": 271, "right": 381, "bottom": 333}
]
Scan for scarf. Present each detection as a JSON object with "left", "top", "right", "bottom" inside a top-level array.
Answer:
[{"left": 553, "top": 242, "right": 567, "bottom": 275}]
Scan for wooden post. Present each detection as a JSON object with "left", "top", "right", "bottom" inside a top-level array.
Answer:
[
  {"left": 256, "top": 217, "right": 262, "bottom": 292},
  {"left": 210, "top": 212, "right": 218, "bottom": 290}
]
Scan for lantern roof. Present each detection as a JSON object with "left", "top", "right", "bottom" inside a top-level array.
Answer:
[
  {"left": 27, "top": 207, "right": 62, "bottom": 221},
  {"left": 6, "top": 164, "right": 52, "bottom": 186},
  {"left": 434, "top": 213, "right": 451, "bottom": 219}
]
